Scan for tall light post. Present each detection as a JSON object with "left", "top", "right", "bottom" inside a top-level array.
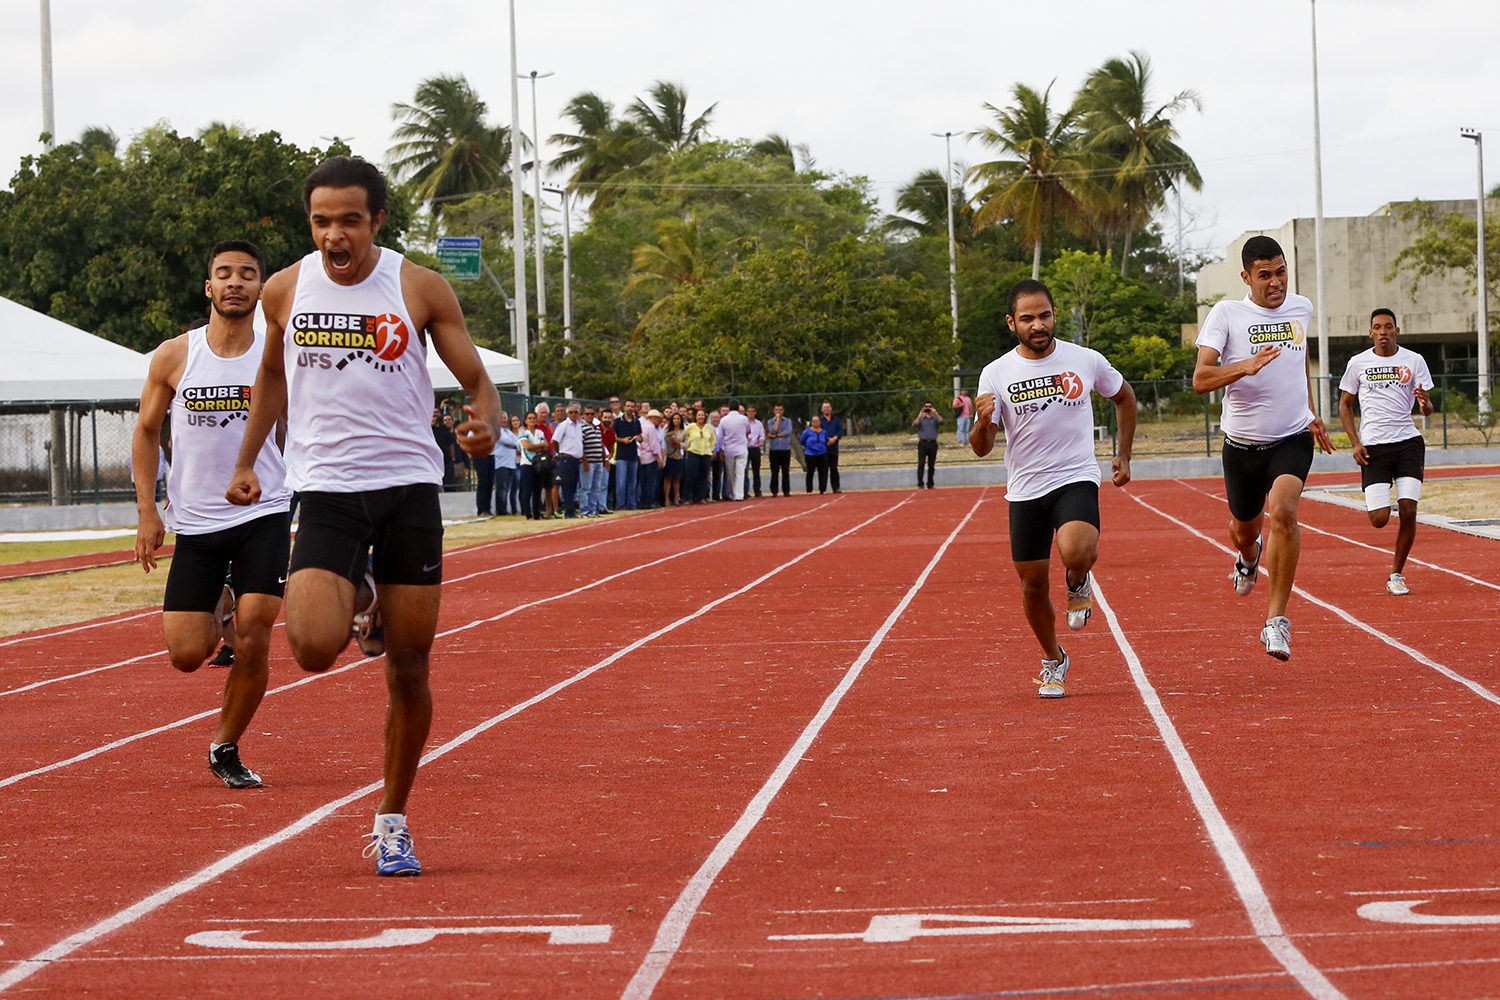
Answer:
[
  {"left": 39, "top": 0, "right": 55, "bottom": 150},
  {"left": 542, "top": 186, "right": 573, "bottom": 349},
  {"left": 524, "top": 70, "right": 554, "bottom": 345},
  {"left": 1462, "top": 128, "right": 1489, "bottom": 408},
  {"left": 1309, "top": 0, "right": 1331, "bottom": 421},
  {"left": 506, "top": 0, "right": 529, "bottom": 396},
  {"left": 931, "top": 131, "right": 960, "bottom": 392}
]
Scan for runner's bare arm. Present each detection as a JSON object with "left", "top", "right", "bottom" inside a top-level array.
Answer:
[
  {"left": 969, "top": 393, "right": 999, "bottom": 458},
  {"left": 131, "top": 337, "right": 186, "bottom": 571},
  {"left": 1338, "top": 390, "right": 1367, "bottom": 465},
  {"left": 413, "top": 266, "right": 501, "bottom": 458},
  {"left": 1108, "top": 381, "right": 1136, "bottom": 488},
  {"left": 1414, "top": 384, "right": 1434, "bottom": 416},
  {"left": 1305, "top": 356, "right": 1335, "bottom": 454},
  {"left": 1191, "top": 344, "right": 1280, "bottom": 394},
  {"left": 227, "top": 269, "right": 294, "bottom": 505}
]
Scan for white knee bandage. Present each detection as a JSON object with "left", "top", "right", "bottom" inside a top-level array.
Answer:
[
  {"left": 1395, "top": 476, "right": 1423, "bottom": 502},
  {"left": 1364, "top": 483, "right": 1392, "bottom": 512}
]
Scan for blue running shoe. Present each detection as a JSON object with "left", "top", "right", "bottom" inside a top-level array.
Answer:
[{"left": 363, "top": 825, "right": 421, "bottom": 876}]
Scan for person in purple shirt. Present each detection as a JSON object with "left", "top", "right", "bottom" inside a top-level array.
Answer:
[{"left": 718, "top": 400, "right": 751, "bottom": 501}]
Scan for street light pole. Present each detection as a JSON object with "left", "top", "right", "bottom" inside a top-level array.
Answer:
[
  {"left": 524, "top": 70, "right": 554, "bottom": 347},
  {"left": 932, "top": 131, "right": 960, "bottom": 392},
  {"left": 542, "top": 187, "right": 573, "bottom": 349},
  {"left": 506, "top": 0, "right": 529, "bottom": 396},
  {"left": 1462, "top": 128, "right": 1489, "bottom": 409},
  {"left": 1309, "top": 0, "right": 1332, "bottom": 421},
  {"left": 39, "top": 0, "right": 55, "bottom": 150}
]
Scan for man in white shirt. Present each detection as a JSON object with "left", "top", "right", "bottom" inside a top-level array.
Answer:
[
  {"left": 553, "top": 402, "right": 586, "bottom": 519},
  {"left": 972, "top": 279, "right": 1136, "bottom": 699},
  {"left": 1194, "top": 235, "right": 1335, "bottom": 661},
  {"left": 718, "top": 401, "right": 752, "bottom": 501},
  {"left": 1338, "top": 308, "right": 1435, "bottom": 595}
]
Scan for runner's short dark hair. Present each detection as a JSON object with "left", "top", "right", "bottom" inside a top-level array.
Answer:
[
  {"left": 208, "top": 239, "right": 266, "bottom": 279},
  {"left": 1371, "top": 307, "right": 1397, "bottom": 325},
  {"left": 302, "top": 156, "right": 388, "bottom": 216},
  {"left": 1241, "top": 235, "right": 1285, "bottom": 271},
  {"left": 1007, "top": 278, "right": 1055, "bottom": 318}
]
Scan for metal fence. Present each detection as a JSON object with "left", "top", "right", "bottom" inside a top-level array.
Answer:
[{"left": 6, "top": 374, "right": 1496, "bottom": 506}]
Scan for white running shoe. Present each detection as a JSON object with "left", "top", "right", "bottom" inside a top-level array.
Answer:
[
  {"left": 1065, "top": 571, "right": 1094, "bottom": 631},
  {"left": 1036, "top": 648, "right": 1071, "bottom": 699},
  {"left": 1387, "top": 572, "right": 1410, "bottom": 596},
  {"left": 1261, "top": 616, "right": 1291, "bottom": 661},
  {"left": 1230, "top": 537, "right": 1261, "bottom": 596}
]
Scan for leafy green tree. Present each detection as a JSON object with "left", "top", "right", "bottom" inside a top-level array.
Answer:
[
  {"left": 1074, "top": 52, "right": 1202, "bottom": 276},
  {"left": 623, "top": 213, "right": 733, "bottom": 337},
  {"left": 388, "top": 75, "right": 512, "bottom": 213},
  {"left": 885, "top": 167, "right": 973, "bottom": 243},
  {"left": 969, "top": 83, "right": 1103, "bottom": 279},
  {"left": 751, "top": 133, "right": 813, "bottom": 172},
  {"left": 1445, "top": 386, "right": 1500, "bottom": 445},
  {"left": 77, "top": 126, "right": 118, "bottom": 160},
  {"left": 1388, "top": 198, "right": 1500, "bottom": 353},
  {"left": 549, "top": 92, "right": 657, "bottom": 211},
  {"left": 0, "top": 127, "right": 408, "bottom": 351}
]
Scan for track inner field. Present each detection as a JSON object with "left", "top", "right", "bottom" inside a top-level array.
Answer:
[{"left": 2, "top": 486, "right": 1498, "bottom": 999}]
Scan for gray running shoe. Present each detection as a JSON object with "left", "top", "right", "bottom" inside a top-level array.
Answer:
[
  {"left": 1066, "top": 571, "right": 1094, "bottom": 631},
  {"left": 1036, "top": 648, "right": 1071, "bottom": 699},
  {"left": 1387, "top": 572, "right": 1410, "bottom": 596},
  {"left": 1231, "top": 537, "right": 1262, "bottom": 597},
  {"left": 1261, "top": 616, "right": 1291, "bottom": 661}
]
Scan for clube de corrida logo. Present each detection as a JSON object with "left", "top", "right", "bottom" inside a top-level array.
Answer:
[
  {"left": 1363, "top": 364, "right": 1412, "bottom": 388},
  {"left": 292, "top": 312, "right": 412, "bottom": 372},
  {"left": 1009, "top": 372, "right": 1084, "bottom": 404}
]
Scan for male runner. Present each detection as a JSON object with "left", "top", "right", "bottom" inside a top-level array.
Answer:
[
  {"left": 226, "top": 156, "right": 502, "bottom": 876},
  {"left": 972, "top": 279, "right": 1136, "bottom": 698},
  {"left": 133, "top": 240, "right": 292, "bottom": 789},
  {"left": 1338, "top": 308, "right": 1435, "bottom": 595},
  {"left": 1194, "top": 235, "right": 1335, "bottom": 660}
]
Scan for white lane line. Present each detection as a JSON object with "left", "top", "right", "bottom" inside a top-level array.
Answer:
[
  {"left": 0, "top": 610, "right": 159, "bottom": 648},
  {"left": 1298, "top": 521, "right": 1500, "bottom": 593},
  {"left": 1092, "top": 577, "right": 1347, "bottom": 1000},
  {"left": 0, "top": 500, "right": 839, "bottom": 790},
  {"left": 0, "top": 493, "right": 913, "bottom": 994},
  {"left": 1128, "top": 493, "right": 1500, "bottom": 708},
  {"left": 0, "top": 504, "right": 756, "bottom": 693},
  {"left": 620, "top": 492, "right": 984, "bottom": 1000}
]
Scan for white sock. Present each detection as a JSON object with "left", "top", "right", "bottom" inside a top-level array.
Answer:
[
  {"left": 374, "top": 813, "right": 407, "bottom": 835},
  {"left": 210, "top": 742, "right": 225, "bottom": 753}
]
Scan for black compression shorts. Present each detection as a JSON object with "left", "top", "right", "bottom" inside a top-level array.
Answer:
[
  {"left": 1007, "top": 480, "right": 1100, "bottom": 562},
  {"left": 289, "top": 484, "right": 443, "bottom": 587},
  {"left": 163, "top": 510, "right": 291, "bottom": 613},
  {"left": 1221, "top": 431, "right": 1314, "bottom": 523},
  {"left": 1360, "top": 435, "right": 1425, "bottom": 490}
]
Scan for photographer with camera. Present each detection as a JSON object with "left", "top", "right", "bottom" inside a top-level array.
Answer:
[{"left": 913, "top": 400, "right": 945, "bottom": 489}]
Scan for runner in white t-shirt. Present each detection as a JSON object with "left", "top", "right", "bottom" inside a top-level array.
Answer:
[
  {"left": 1193, "top": 235, "right": 1335, "bottom": 661},
  {"left": 1337, "top": 308, "right": 1435, "bottom": 595},
  {"left": 973, "top": 279, "right": 1137, "bottom": 699}
]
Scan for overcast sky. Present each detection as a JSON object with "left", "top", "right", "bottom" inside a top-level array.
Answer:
[{"left": 2, "top": 0, "right": 1497, "bottom": 268}]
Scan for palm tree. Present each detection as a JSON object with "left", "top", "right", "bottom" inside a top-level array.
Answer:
[
  {"left": 77, "top": 126, "right": 118, "bottom": 159},
  {"left": 884, "top": 167, "right": 973, "bottom": 242},
  {"left": 387, "top": 75, "right": 512, "bottom": 213},
  {"left": 1075, "top": 52, "right": 1202, "bottom": 276},
  {"left": 626, "top": 81, "right": 716, "bottom": 151},
  {"left": 622, "top": 213, "right": 730, "bottom": 338},
  {"left": 550, "top": 91, "right": 657, "bottom": 211},
  {"left": 969, "top": 83, "right": 1102, "bottom": 278},
  {"left": 752, "top": 133, "right": 814, "bottom": 172}
]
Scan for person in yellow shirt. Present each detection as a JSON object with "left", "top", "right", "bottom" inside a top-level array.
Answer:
[{"left": 684, "top": 408, "right": 717, "bottom": 505}]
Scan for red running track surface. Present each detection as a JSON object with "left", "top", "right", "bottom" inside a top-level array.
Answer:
[{"left": 0, "top": 485, "right": 1497, "bottom": 999}]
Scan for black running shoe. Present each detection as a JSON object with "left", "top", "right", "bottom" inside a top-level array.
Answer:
[
  {"left": 208, "top": 742, "right": 263, "bottom": 789},
  {"left": 207, "top": 644, "right": 235, "bottom": 668}
]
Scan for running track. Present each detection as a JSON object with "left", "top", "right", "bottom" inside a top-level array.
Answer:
[{"left": 0, "top": 483, "right": 1497, "bottom": 999}]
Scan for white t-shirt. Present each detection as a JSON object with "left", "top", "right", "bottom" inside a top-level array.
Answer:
[
  {"left": 1196, "top": 292, "right": 1317, "bottom": 444},
  {"left": 1339, "top": 346, "right": 1434, "bottom": 446},
  {"left": 977, "top": 340, "right": 1124, "bottom": 502}
]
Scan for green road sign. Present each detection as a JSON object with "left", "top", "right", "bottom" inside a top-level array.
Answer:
[{"left": 436, "top": 236, "right": 482, "bottom": 281}]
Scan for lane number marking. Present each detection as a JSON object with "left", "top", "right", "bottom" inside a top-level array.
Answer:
[
  {"left": 769, "top": 913, "right": 1192, "bottom": 943},
  {"left": 186, "top": 924, "right": 612, "bottom": 949}
]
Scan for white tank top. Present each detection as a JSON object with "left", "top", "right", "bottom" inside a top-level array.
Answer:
[
  {"left": 166, "top": 328, "right": 291, "bottom": 534},
  {"left": 282, "top": 248, "right": 444, "bottom": 492}
]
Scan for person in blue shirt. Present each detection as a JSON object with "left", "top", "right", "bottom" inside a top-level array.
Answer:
[
  {"left": 819, "top": 401, "right": 843, "bottom": 493},
  {"left": 800, "top": 416, "right": 829, "bottom": 494},
  {"left": 493, "top": 413, "right": 520, "bottom": 516}
]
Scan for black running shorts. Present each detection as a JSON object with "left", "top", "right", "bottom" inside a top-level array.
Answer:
[
  {"left": 1007, "top": 480, "right": 1100, "bottom": 562},
  {"left": 1360, "top": 435, "right": 1425, "bottom": 490},
  {"left": 289, "top": 484, "right": 443, "bottom": 587},
  {"left": 163, "top": 510, "right": 291, "bottom": 613},
  {"left": 1221, "top": 431, "right": 1314, "bottom": 523}
]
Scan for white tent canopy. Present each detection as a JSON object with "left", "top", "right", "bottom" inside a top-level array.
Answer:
[
  {"left": 428, "top": 344, "right": 524, "bottom": 392},
  {"left": 0, "top": 296, "right": 152, "bottom": 402}
]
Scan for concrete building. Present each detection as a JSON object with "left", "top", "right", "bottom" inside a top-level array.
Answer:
[{"left": 1196, "top": 199, "right": 1497, "bottom": 380}]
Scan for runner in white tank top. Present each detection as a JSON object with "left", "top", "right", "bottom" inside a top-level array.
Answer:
[
  {"left": 133, "top": 241, "right": 292, "bottom": 790},
  {"left": 1192, "top": 236, "right": 1336, "bottom": 662},
  {"left": 226, "top": 157, "right": 504, "bottom": 876}
]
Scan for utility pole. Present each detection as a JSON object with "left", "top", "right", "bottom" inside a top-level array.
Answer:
[
  {"left": 1462, "top": 128, "right": 1489, "bottom": 410},
  {"left": 39, "top": 0, "right": 55, "bottom": 150},
  {"left": 506, "top": 0, "right": 529, "bottom": 396},
  {"left": 525, "top": 70, "right": 554, "bottom": 345},
  {"left": 1309, "top": 0, "right": 1332, "bottom": 421},
  {"left": 932, "top": 131, "right": 960, "bottom": 392}
]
